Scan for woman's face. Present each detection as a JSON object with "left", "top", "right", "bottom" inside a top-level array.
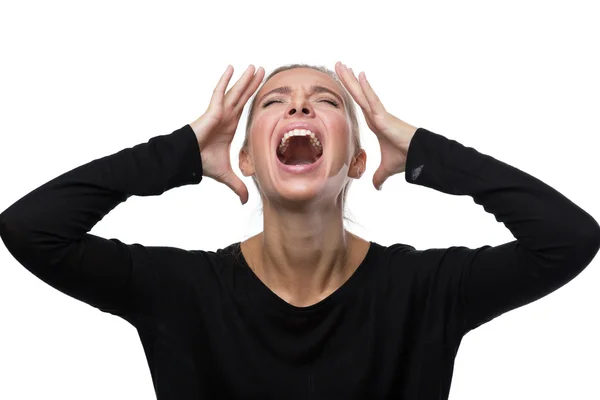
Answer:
[{"left": 240, "top": 68, "right": 365, "bottom": 208}]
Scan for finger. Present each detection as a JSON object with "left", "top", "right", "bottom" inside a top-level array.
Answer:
[
  {"left": 223, "top": 169, "right": 250, "bottom": 205},
  {"left": 209, "top": 65, "right": 235, "bottom": 110},
  {"left": 334, "top": 62, "right": 357, "bottom": 94},
  {"left": 334, "top": 62, "right": 371, "bottom": 112},
  {"left": 348, "top": 67, "right": 375, "bottom": 111},
  {"left": 335, "top": 62, "right": 363, "bottom": 100},
  {"left": 348, "top": 67, "right": 368, "bottom": 103},
  {"left": 357, "top": 72, "right": 386, "bottom": 114},
  {"left": 236, "top": 177, "right": 250, "bottom": 205},
  {"left": 225, "top": 65, "right": 256, "bottom": 109},
  {"left": 349, "top": 67, "right": 358, "bottom": 81},
  {"left": 347, "top": 68, "right": 362, "bottom": 84},
  {"left": 372, "top": 164, "right": 387, "bottom": 191},
  {"left": 235, "top": 66, "right": 265, "bottom": 113}
]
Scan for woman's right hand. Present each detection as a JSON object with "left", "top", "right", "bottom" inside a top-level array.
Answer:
[{"left": 190, "top": 64, "right": 265, "bottom": 205}]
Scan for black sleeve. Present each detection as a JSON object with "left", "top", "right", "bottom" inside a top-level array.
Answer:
[
  {"left": 404, "top": 127, "right": 600, "bottom": 336},
  {"left": 0, "top": 124, "right": 204, "bottom": 320}
]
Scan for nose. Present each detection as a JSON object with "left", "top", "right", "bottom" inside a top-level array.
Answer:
[{"left": 286, "top": 100, "right": 312, "bottom": 117}]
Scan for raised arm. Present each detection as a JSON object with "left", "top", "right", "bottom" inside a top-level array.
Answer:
[
  {"left": 404, "top": 127, "right": 600, "bottom": 335},
  {"left": 333, "top": 61, "right": 600, "bottom": 337},
  {"left": 0, "top": 124, "right": 204, "bottom": 319},
  {"left": 0, "top": 64, "right": 265, "bottom": 321}
]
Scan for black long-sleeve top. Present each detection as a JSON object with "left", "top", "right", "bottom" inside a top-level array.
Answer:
[{"left": 1, "top": 124, "right": 599, "bottom": 399}]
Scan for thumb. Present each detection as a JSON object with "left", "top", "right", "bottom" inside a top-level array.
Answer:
[
  {"left": 373, "top": 164, "right": 387, "bottom": 191},
  {"left": 222, "top": 170, "right": 249, "bottom": 205}
]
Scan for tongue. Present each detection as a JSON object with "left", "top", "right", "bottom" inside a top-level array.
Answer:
[{"left": 283, "top": 137, "right": 318, "bottom": 165}]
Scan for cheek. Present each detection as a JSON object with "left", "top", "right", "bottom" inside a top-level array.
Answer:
[
  {"left": 248, "top": 133, "right": 274, "bottom": 171},
  {"left": 249, "top": 123, "right": 270, "bottom": 147},
  {"left": 329, "top": 129, "right": 353, "bottom": 157}
]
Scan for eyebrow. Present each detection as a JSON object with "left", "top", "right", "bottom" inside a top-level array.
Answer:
[{"left": 258, "top": 85, "right": 344, "bottom": 105}]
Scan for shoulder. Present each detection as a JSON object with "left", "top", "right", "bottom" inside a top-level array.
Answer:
[{"left": 365, "top": 239, "right": 417, "bottom": 263}]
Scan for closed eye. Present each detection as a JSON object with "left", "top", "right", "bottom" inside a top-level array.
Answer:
[{"left": 262, "top": 98, "right": 339, "bottom": 108}]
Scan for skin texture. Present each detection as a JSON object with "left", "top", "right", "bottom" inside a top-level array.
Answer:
[{"left": 190, "top": 62, "right": 417, "bottom": 307}]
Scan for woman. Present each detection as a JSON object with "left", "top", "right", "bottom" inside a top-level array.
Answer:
[{"left": 0, "top": 62, "right": 598, "bottom": 399}]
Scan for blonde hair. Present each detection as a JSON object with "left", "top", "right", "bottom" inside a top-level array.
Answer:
[{"left": 241, "top": 63, "right": 362, "bottom": 226}]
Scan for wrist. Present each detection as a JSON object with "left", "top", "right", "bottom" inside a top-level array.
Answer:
[
  {"left": 190, "top": 117, "right": 210, "bottom": 150},
  {"left": 395, "top": 119, "right": 418, "bottom": 152}
]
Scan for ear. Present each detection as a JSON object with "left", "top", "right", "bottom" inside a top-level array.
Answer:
[
  {"left": 239, "top": 147, "right": 255, "bottom": 177},
  {"left": 349, "top": 148, "right": 367, "bottom": 179}
]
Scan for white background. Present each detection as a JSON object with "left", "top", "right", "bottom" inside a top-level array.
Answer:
[{"left": 1, "top": 0, "right": 599, "bottom": 398}]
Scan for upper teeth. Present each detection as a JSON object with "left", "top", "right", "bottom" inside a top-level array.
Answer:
[{"left": 278, "top": 129, "right": 322, "bottom": 154}]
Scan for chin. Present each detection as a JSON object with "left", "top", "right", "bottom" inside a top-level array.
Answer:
[{"left": 268, "top": 180, "right": 329, "bottom": 208}]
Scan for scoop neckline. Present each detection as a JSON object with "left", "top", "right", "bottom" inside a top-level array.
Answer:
[{"left": 233, "top": 240, "right": 375, "bottom": 315}]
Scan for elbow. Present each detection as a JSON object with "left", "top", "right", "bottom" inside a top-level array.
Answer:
[
  {"left": 0, "top": 210, "right": 18, "bottom": 241},
  {"left": 579, "top": 212, "right": 600, "bottom": 251},
  {"left": 0, "top": 212, "right": 35, "bottom": 256},
  {"left": 0, "top": 216, "right": 23, "bottom": 254},
  {"left": 0, "top": 207, "right": 18, "bottom": 239},
  {"left": 0, "top": 204, "right": 37, "bottom": 246},
  {"left": 0, "top": 212, "right": 10, "bottom": 242},
  {"left": 571, "top": 217, "right": 600, "bottom": 271},
  {"left": 581, "top": 222, "right": 600, "bottom": 256}
]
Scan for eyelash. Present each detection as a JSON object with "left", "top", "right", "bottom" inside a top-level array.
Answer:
[{"left": 261, "top": 98, "right": 339, "bottom": 108}]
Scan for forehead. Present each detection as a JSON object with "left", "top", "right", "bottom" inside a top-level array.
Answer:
[{"left": 257, "top": 68, "right": 340, "bottom": 96}]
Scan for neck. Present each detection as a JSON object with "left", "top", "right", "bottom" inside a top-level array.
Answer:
[{"left": 254, "top": 203, "right": 354, "bottom": 307}]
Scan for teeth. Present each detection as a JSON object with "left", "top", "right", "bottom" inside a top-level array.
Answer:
[{"left": 278, "top": 129, "right": 322, "bottom": 155}]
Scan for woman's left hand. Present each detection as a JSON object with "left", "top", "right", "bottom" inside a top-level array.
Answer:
[{"left": 335, "top": 61, "right": 418, "bottom": 190}]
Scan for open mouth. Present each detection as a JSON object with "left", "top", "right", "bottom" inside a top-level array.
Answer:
[{"left": 276, "top": 135, "right": 323, "bottom": 165}]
